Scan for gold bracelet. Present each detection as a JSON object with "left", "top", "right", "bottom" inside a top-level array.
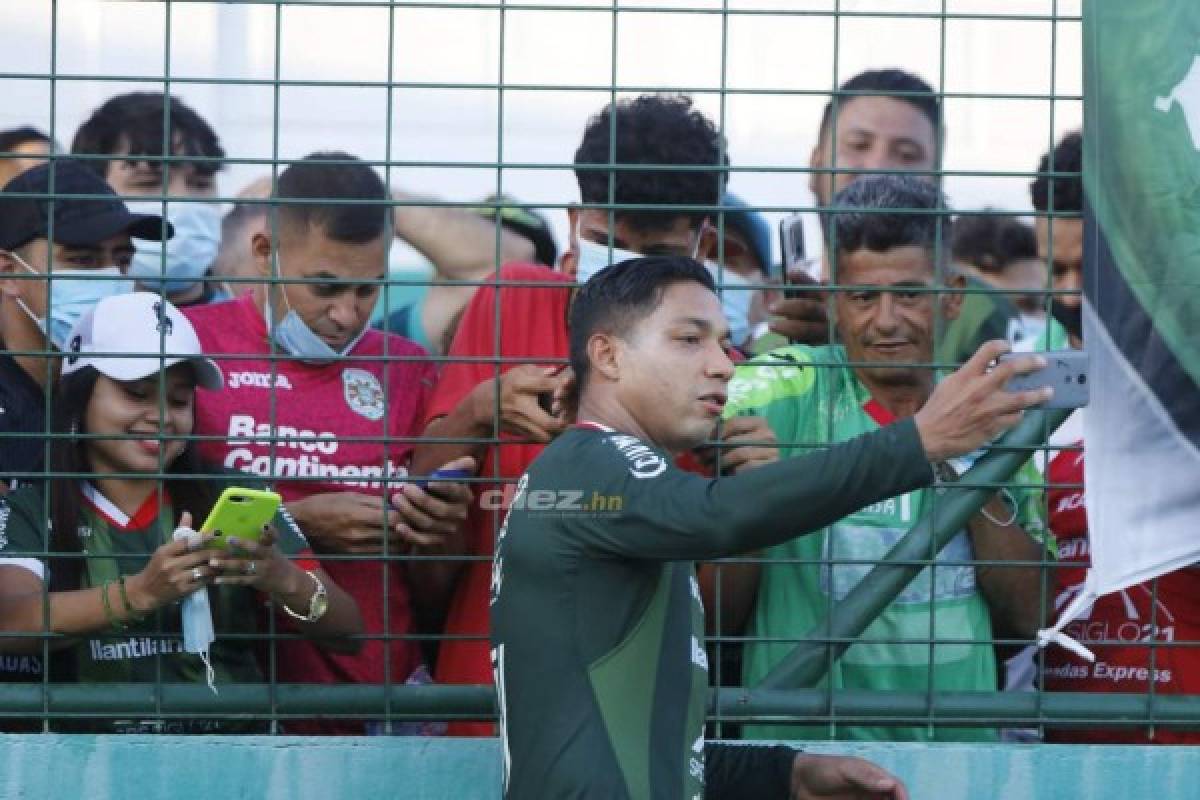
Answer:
[
  {"left": 117, "top": 576, "right": 146, "bottom": 623},
  {"left": 100, "top": 580, "right": 127, "bottom": 630}
]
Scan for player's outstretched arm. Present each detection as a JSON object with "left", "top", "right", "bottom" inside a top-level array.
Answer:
[
  {"left": 574, "top": 341, "right": 1049, "bottom": 562},
  {"left": 913, "top": 340, "right": 1050, "bottom": 463},
  {"left": 575, "top": 418, "right": 932, "bottom": 561}
]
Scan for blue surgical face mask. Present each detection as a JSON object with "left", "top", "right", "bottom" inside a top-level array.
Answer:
[
  {"left": 9, "top": 253, "right": 134, "bottom": 349},
  {"left": 210, "top": 287, "right": 239, "bottom": 304},
  {"left": 705, "top": 263, "right": 753, "bottom": 348},
  {"left": 173, "top": 527, "right": 217, "bottom": 694},
  {"left": 264, "top": 286, "right": 368, "bottom": 365},
  {"left": 125, "top": 202, "right": 221, "bottom": 295}
]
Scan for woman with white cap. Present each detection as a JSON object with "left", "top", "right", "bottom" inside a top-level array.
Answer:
[{"left": 0, "top": 292, "right": 362, "bottom": 731}]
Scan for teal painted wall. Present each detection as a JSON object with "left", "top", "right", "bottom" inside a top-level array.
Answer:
[{"left": 1, "top": 736, "right": 1197, "bottom": 799}]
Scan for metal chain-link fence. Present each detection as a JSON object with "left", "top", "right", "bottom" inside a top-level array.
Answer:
[{"left": 6, "top": 1, "right": 1180, "bottom": 745}]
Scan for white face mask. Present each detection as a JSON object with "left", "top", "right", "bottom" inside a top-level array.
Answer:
[
  {"left": 573, "top": 228, "right": 643, "bottom": 284},
  {"left": 572, "top": 218, "right": 710, "bottom": 282},
  {"left": 573, "top": 221, "right": 753, "bottom": 344},
  {"left": 125, "top": 201, "right": 221, "bottom": 295}
]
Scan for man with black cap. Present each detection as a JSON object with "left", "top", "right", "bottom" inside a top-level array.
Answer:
[{"left": 0, "top": 160, "right": 168, "bottom": 490}]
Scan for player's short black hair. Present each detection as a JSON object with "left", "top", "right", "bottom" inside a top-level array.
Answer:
[
  {"left": 1031, "top": 130, "right": 1082, "bottom": 213},
  {"left": 829, "top": 173, "right": 950, "bottom": 268},
  {"left": 275, "top": 152, "right": 389, "bottom": 244},
  {"left": 951, "top": 211, "right": 1037, "bottom": 274},
  {"left": 818, "top": 69, "right": 940, "bottom": 142},
  {"left": 70, "top": 92, "right": 224, "bottom": 178},
  {"left": 0, "top": 126, "right": 52, "bottom": 154},
  {"left": 569, "top": 256, "right": 715, "bottom": 401},
  {"left": 574, "top": 94, "right": 725, "bottom": 234}
]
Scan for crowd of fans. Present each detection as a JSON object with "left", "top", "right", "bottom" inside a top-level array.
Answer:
[{"left": 0, "top": 68, "right": 1175, "bottom": 746}]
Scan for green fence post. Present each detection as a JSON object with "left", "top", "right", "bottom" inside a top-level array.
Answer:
[{"left": 756, "top": 407, "right": 1070, "bottom": 691}]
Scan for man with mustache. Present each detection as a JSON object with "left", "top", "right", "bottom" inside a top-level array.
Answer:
[{"left": 706, "top": 174, "right": 1051, "bottom": 742}]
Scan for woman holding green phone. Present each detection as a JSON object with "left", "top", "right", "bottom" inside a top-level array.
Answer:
[{"left": 0, "top": 293, "right": 363, "bottom": 731}]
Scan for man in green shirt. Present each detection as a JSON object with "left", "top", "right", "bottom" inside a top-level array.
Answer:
[
  {"left": 768, "top": 69, "right": 1022, "bottom": 363},
  {"left": 490, "top": 255, "right": 1051, "bottom": 798},
  {"left": 708, "top": 175, "right": 1050, "bottom": 743}
]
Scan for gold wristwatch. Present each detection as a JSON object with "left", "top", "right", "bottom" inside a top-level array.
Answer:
[{"left": 280, "top": 570, "right": 329, "bottom": 623}]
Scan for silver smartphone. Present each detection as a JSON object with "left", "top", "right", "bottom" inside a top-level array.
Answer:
[{"left": 999, "top": 350, "right": 1089, "bottom": 409}]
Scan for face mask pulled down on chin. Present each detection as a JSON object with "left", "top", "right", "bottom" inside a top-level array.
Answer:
[{"left": 264, "top": 284, "right": 368, "bottom": 365}]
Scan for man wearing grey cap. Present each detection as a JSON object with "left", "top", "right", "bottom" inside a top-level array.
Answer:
[{"left": 0, "top": 159, "right": 168, "bottom": 490}]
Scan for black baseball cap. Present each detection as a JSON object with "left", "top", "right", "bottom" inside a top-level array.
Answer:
[{"left": 0, "top": 160, "right": 171, "bottom": 251}]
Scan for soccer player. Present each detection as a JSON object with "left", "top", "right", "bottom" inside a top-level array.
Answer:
[
  {"left": 413, "top": 94, "right": 775, "bottom": 736},
  {"left": 490, "top": 256, "right": 1050, "bottom": 798}
]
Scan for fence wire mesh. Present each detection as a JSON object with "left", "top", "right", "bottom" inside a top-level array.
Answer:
[{"left": 2, "top": 0, "right": 1177, "bottom": 745}]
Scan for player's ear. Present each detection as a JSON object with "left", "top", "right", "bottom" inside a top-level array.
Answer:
[
  {"left": 942, "top": 268, "right": 965, "bottom": 322},
  {"left": 587, "top": 332, "right": 621, "bottom": 383}
]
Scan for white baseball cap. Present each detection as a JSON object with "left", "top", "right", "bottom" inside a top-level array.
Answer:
[{"left": 61, "top": 292, "right": 223, "bottom": 390}]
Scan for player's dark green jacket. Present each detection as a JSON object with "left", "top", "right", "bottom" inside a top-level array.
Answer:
[{"left": 490, "top": 420, "right": 934, "bottom": 799}]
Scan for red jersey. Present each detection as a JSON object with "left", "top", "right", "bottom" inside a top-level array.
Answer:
[
  {"left": 426, "top": 263, "right": 573, "bottom": 736},
  {"left": 185, "top": 293, "right": 435, "bottom": 734},
  {"left": 1043, "top": 440, "right": 1200, "bottom": 744}
]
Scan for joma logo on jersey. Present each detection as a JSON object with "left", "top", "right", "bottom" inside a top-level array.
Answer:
[
  {"left": 480, "top": 488, "right": 623, "bottom": 514},
  {"left": 228, "top": 371, "right": 294, "bottom": 390}
]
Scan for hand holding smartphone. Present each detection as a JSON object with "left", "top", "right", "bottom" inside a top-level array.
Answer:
[
  {"left": 199, "top": 487, "right": 282, "bottom": 549},
  {"left": 999, "top": 350, "right": 1089, "bottom": 409},
  {"left": 413, "top": 467, "right": 474, "bottom": 492},
  {"left": 779, "top": 212, "right": 806, "bottom": 272}
]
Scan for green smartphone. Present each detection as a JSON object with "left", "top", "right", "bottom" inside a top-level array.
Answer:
[{"left": 199, "top": 487, "right": 282, "bottom": 549}]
